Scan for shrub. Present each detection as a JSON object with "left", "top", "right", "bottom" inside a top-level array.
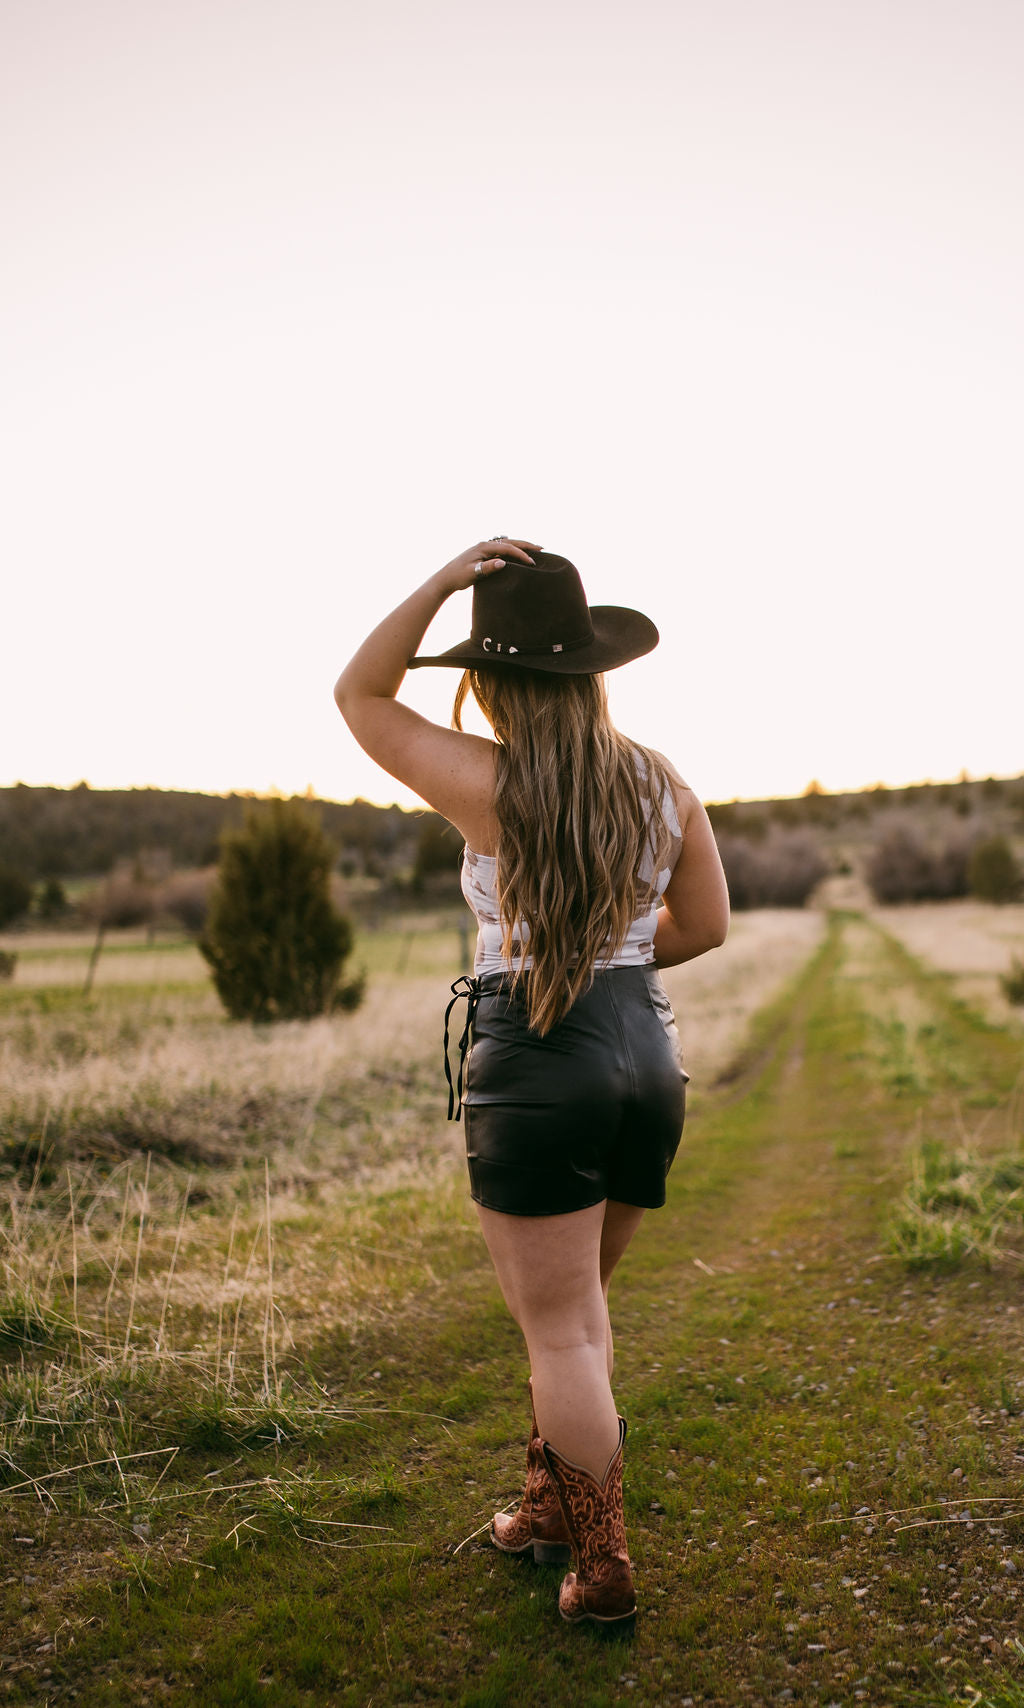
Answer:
[
  {"left": 967, "top": 835, "right": 1021, "bottom": 904},
  {"left": 866, "top": 824, "right": 974, "bottom": 904},
  {"left": 80, "top": 874, "right": 155, "bottom": 929},
  {"left": 1000, "top": 957, "right": 1024, "bottom": 1006},
  {"left": 0, "top": 950, "right": 17, "bottom": 981},
  {"left": 716, "top": 837, "right": 760, "bottom": 910},
  {"left": 717, "top": 830, "right": 828, "bottom": 909},
  {"left": 930, "top": 832, "right": 973, "bottom": 899},
  {"left": 159, "top": 868, "right": 214, "bottom": 935},
  {"left": 0, "top": 867, "right": 32, "bottom": 928},
  {"left": 36, "top": 877, "right": 67, "bottom": 919},
  {"left": 200, "top": 800, "right": 363, "bottom": 1021},
  {"left": 411, "top": 815, "right": 463, "bottom": 892},
  {"left": 866, "top": 826, "right": 934, "bottom": 903}
]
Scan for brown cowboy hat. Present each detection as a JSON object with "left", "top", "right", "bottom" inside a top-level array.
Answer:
[{"left": 407, "top": 551, "right": 658, "bottom": 675}]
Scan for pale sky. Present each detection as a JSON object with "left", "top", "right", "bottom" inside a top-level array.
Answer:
[{"left": 2, "top": 0, "right": 1021, "bottom": 810}]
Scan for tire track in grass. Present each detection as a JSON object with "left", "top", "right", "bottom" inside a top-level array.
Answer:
[{"left": 618, "top": 911, "right": 1024, "bottom": 1708}]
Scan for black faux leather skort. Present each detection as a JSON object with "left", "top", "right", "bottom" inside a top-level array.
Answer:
[{"left": 460, "top": 966, "right": 688, "bottom": 1217}]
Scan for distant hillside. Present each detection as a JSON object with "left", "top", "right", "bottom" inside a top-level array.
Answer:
[
  {"left": 0, "top": 784, "right": 432, "bottom": 881},
  {"left": 0, "top": 774, "right": 1021, "bottom": 904},
  {"left": 704, "top": 773, "right": 1024, "bottom": 908},
  {"left": 706, "top": 772, "right": 1024, "bottom": 846}
]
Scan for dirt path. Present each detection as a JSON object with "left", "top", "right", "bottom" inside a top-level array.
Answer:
[{"left": 5, "top": 912, "right": 1024, "bottom": 1708}]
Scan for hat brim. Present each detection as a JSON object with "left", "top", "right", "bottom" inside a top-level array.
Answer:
[{"left": 407, "top": 605, "right": 659, "bottom": 674}]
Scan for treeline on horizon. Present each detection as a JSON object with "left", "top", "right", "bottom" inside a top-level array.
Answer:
[
  {"left": 0, "top": 783, "right": 422, "bottom": 882},
  {"left": 1, "top": 773, "right": 1022, "bottom": 891}
]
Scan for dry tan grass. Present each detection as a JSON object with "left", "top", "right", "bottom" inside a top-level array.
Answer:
[
  {"left": 1, "top": 913, "right": 826, "bottom": 1141},
  {"left": 1, "top": 977, "right": 438, "bottom": 1128},
  {"left": 869, "top": 899, "right": 1024, "bottom": 1031},
  {"left": 0, "top": 912, "right": 828, "bottom": 1382},
  {"left": 662, "top": 908, "right": 826, "bottom": 1093}
]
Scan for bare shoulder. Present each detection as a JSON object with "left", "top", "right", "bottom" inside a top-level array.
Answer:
[{"left": 645, "top": 747, "right": 702, "bottom": 833}]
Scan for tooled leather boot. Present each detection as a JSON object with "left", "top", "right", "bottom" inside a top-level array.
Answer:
[
  {"left": 540, "top": 1418, "right": 636, "bottom": 1630},
  {"left": 490, "top": 1384, "right": 572, "bottom": 1564}
]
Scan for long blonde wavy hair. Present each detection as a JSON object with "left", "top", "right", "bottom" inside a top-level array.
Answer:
[{"left": 453, "top": 667, "right": 675, "bottom": 1034}]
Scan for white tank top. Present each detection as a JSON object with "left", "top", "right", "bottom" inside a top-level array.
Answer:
[{"left": 460, "top": 763, "right": 683, "bottom": 977}]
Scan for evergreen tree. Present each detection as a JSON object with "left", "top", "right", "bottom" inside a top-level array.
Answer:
[
  {"left": 412, "top": 814, "right": 462, "bottom": 891},
  {"left": 0, "top": 867, "right": 32, "bottom": 928},
  {"left": 967, "top": 835, "right": 1021, "bottom": 904},
  {"left": 37, "top": 877, "right": 67, "bottom": 919},
  {"left": 200, "top": 800, "right": 363, "bottom": 1021}
]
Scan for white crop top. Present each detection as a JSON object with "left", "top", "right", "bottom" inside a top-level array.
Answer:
[{"left": 460, "top": 764, "right": 683, "bottom": 977}]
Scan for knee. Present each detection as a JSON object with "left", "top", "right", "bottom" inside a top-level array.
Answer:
[{"left": 522, "top": 1306, "right": 608, "bottom": 1360}]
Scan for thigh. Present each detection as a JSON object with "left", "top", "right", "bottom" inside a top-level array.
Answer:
[
  {"left": 476, "top": 1200, "right": 608, "bottom": 1335},
  {"left": 599, "top": 1201, "right": 647, "bottom": 1288}
]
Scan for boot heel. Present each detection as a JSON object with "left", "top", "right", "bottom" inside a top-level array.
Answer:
[{"left": 532, "top": 1540, "right": 572, "bottom": 1565}]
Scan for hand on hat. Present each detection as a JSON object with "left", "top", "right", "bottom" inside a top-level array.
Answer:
[{"left": 442, "top": 538, "right": 541, "bottom": 593}]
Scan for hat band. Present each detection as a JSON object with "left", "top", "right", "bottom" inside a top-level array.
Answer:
[{"left": 474, "top": 627, "right": 595, "bottom": 659}]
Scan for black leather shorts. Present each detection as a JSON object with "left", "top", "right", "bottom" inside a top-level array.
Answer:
[{"left": 461, "top": 966, "right": 688, "bottom": 1217}]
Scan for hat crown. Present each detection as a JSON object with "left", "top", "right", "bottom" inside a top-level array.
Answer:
[{"left": 469, "top": 553, "right": 595, "bottom": 661}]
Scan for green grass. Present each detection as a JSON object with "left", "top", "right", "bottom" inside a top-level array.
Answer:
[
  {"left": 889, "top": 1137, "right": 1024, "bottom": 1269},
  {"left": 4, "top": 913, "right": 1024, "bottom": 1704},
  {"left": 1002, "top": 957, "right": 1024, "bottom": 1007},
  {"left": 7, "top": 935, "right": 199, "bottom": 962},
  {"left": 0, "top": 916, "right": 470, "bottom": 984}
]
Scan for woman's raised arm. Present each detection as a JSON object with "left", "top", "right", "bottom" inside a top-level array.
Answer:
[{"left": 333, "top": 538, "right": 539, "bottom": 828}]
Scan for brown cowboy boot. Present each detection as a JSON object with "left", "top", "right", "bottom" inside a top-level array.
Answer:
[
  {"left": 541, "top": 1418, "right": 636, "bottom": 1630},
  {"left": 490, "top": 1385, "right": 572, "bottom": 1564}
]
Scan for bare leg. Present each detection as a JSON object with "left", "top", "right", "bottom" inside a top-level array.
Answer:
[
  {"left": 477, "top": 1198, "right": 646, "bottom": 1481},
  {"left": 477, "top": 1202, "right": 616, "bottom": 1479},
  {"left": 600, "top": 1200, "right": 647, "bottom": 1380}
]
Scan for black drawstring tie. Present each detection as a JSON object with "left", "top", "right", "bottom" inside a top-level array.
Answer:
[{"left": 443, "top": 974, "right": 483, "bottom": 1122}]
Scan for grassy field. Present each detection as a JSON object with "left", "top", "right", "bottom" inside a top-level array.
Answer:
[
  {"left": 2, "top": 906, "right": 1024, "bottom": 1707},
  {"left": 869, "top": 902, "right": 1024, "bottom": 1034}
]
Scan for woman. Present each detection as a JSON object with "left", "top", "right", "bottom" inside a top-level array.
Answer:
[{"left": 335, "top": 537, "right": 729, "bottom": 1632}]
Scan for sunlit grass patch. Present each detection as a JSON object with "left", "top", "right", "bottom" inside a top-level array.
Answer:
[
  {"left": 889, "top": 1127, "right": 1024, "bottom": 1269},
  {"left": 0, "top": 1117, "right": 481, "bottom": 1561},
  {"left": 949, "top": 1640, "right": 1024, "bottom": 1705},
  {"left": 0, "top": 1294, "right": 67, "bottom": 1353}
]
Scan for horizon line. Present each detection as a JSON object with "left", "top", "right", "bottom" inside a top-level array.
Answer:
[{"left": 2, "top": 767, "right": 1021, "bottom": 813}]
